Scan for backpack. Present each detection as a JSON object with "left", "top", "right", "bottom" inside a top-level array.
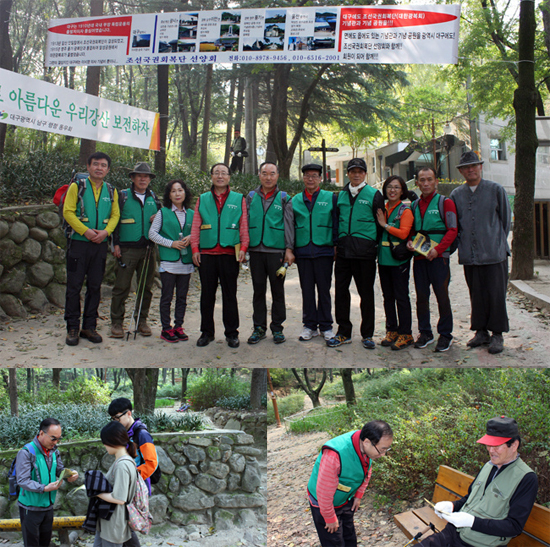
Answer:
[
  {"left": 9, "top": 442, "right": 38, "bottom": 500},
  {"left": 132, "top": 422, "right": 162, "bottom": 485}
]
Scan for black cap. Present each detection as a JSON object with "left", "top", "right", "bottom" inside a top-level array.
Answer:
[
  {"left": 347, "top": 158, "right": 367, "bottom": 172},
  {"left": 457, "top": 151, "right": 483, "bottom": 168},
  {"left": 476, "top": 416, "right": 519, "bottom": 446},
  {"left": 301, "top": 163, "right": 322, "bottom": 174}
]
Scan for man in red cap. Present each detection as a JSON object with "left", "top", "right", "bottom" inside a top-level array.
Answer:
[{"left": 417, "top": 416, "right": 538, "bottom": 547}]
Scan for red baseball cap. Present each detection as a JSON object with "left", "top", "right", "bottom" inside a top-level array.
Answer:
[{"left": 476, "top": 416, "right": 519, "bottom": 446}]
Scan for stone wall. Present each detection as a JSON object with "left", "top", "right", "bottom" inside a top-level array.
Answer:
[
  {"left": 0, "top": 430, "right": 266, "bottom": 533},
  {"left": 204, "top": 408, "right": 267, "bottom": 449}
]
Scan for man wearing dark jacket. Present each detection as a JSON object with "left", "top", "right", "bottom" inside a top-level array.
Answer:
[{"left": 327, "top": 158, "right": 384, "bottom": 349}]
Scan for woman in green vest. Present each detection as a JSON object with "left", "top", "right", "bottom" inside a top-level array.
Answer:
[
  {"left": 149, "top": 180, "right": 194, "bottom": 343},
  {"left": 376, "top": 176, "right": 415, "bottom": 351}
]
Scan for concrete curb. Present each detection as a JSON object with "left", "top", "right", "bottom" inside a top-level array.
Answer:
[{"left": 509, "top": 279, "right": 550, "bottom": 309}]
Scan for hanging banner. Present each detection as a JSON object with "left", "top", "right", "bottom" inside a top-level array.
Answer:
[
  {"left": 0, "top": 68, "right": 160, "bottom": 150},
  {"left": 45, "top": 5, "right": 460, "bottom": 67}
]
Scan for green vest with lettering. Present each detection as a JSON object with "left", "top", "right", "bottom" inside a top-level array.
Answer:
[
  {"left": 307, "top": 431, "right": 371, "bottom": 507},
  {"left": 198, "top": 191, "right": 243, "bottom": 249},
  {"left": 337, "top": 185, "right": 378, "bottom": 241},
  {"left": 413, "top": 193, "right": 448, "bottom": 250},
  {"left": 378, "top": 202, "right": 410, "bottom": 267},
  {"left": 118, "top": 190, "right": 158, "bottom": 243},
  {"left": 18, "top": 442, "right": 58, "bottom": 508},
  {"left": 458, "top": 458, "right": 533, "bottom": 547},
  {"left": 71, "top": 180, "right": 113, "bottom": 242},
  {"left": 248, "top": 191, "right": 285, "bottom": 249},
  {"left": 293, "top": 190, "right": 334, "bottom": 248},
  {"left": 158, "top": 208, "right": 194, "bottom": 264}
]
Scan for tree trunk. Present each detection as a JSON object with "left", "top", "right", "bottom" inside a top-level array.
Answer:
[
  {"left": 234, "top": 77, "right": 244, "bottom": 130},
  {"left": 224, "top": 74, "right": 237, "bottom": 166},
  {"left": 52, "top": 369, "right": 61, "bottom": 389},
  {"left": 181, "top": 369, "right": 191, "bottom": 400},
  {"left": 155, "top": 64, "right": 169, "bottom": 175},
  {"left": 268, "top": 65, "right": 291, "bottom": 178},
  {"left": 291, "top": 368, "right": 327, "bottom": 408},
  {"left": 250, "top": 369, "right": 267, "bottom": 410},
  {"left": 341, "top": 369, "right": 356, "bottom": 406},
  {"left": 9, "top": 369, "right": 18, "bottom": 417},
  {"left": 244, "top": 77, "right": 255, "bottom": 175},
  {"left": 511, "top": 0, "right": 538, "bottom": 280},
  {"left": 200, "top": 64, "right": 213, "bottom": 172},
  {"left": 0, "top": 0, "right": 14, "bottom": 161},
  {"left": 125, "top": 369, "right": 160, "bottom": 415}
]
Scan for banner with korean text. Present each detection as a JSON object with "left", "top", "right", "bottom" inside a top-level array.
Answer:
[
  {"left": 46, "top": 5, "right": 460, "bottom": 68},
  {"left": 0, "top": 68, "right": 160, "bottom": 150}
]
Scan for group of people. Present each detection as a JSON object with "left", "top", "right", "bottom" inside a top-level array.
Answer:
[
  {"left": 63, "top": 149, "right": 511, "bottom": 354},
  {"left": 16, "top": 398, "right": 158, "bottom": 547},
  {"left": 307, "top": 416, "right": 538, "bottom": 547}
]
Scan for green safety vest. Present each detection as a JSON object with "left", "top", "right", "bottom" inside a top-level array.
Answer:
[
  {"left": 18, "top": 441, "right": 58, "bottom": 508},
  {"left": 198, "top": 191, "right": 243, "bottom": 249},
  {"left": 71, "top": 179, "right": 113, "bottom": 242},
  {"left": 378, "top": 202, "right": 410, "bottom": 267},
  {"left": 293, "top": 190, "right": 334, "bottom": 248},
  {"left": 413, "top": 193, "right": 448, "bottom": 251},
  {"left": 308, "top": 431, "right": 371, "bottom": 507},
  {"left": 157, "top": 207, "right": 194, "bottom": 264},
  {"left": 337, "top": 185, "right": 378, "bottom": 241},
  {"left": 118, "top": 189, "right": 159, "bottom": 243},
  {"left": 248, "top": 191, "right": 285, "bottom": 249},
  {"left": 458, "top": 458, "right": 533, "bottom": 547}
]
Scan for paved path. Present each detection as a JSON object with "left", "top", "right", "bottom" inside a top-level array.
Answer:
[{"left": 0, "top": 256, "right": 549, "bottom": 367}]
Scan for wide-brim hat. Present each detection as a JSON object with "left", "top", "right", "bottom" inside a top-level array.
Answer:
[
  {"left": 129, "top": 162, "right": 156, "bottom": 179},
  {"left": 476, "top": 416, "right": 519, "bottom": 446},
  {"left": 301, "top": 163, "right": 323, "bottom": 174},
  {"left": 347, "top": 158, "right": 367, "bottom": 172},
  {"left": 457, "top": 151, "right": 484, "bottom": 168}
]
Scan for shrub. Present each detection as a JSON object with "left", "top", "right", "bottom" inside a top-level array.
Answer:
[
  {"left": 186, "top": 370, "right": 248, "bottom": 410},
  {"left": 18, "top": 377, "right": 111, "bottom": 406},
  {"left": 155, "top": 398, "right": 176, "bottom": 408},
  {"left": 216, "top": 393, "right": 267, "bottom": 410},
  {"left": 267, "top": 392, "right": 305, "bottom": 425}
]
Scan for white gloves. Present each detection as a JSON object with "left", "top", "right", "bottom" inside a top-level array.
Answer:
[
  {"left": 434, "top": 501, "right": 454, "bottom": 518},
  {"left": 443, "top": 511, "right": 475, "bottom": 529}
]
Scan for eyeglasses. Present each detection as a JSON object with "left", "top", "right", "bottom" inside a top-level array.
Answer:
[
  {"left": 373, "top": 443, "right": 391, "bottom": 455},
  {"left": 111, "top": 410, "right": 129, "bottom": 422},
  {"left": 44, "top": 433, "right": 62, "bottom": 443},
  {"left": 303, "top": 174, "right": 320, "bottom": 180},
  {"left": 212, "top": 171, "right": 230, "bottom": 176}
]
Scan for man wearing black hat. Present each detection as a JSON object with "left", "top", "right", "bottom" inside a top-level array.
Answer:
[
  {"left": 418, "top": 416, "right": 538, "bottom": 547},
  {"left": 292, "top": 164, "right": 338, "bottom": 341},
  {"left": 451, "top": 152, "right": 512, "bottom": 354},
  {"left": 110, "top": 162, "right": 160, "bottom": 338},
  {"left": 327, "top": 158, "right": 384, "bottom": 349}
]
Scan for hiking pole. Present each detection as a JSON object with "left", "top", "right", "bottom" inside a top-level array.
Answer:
[
  {"left": 402, "top": 523, "right": 436, "bottom": 547},
  {"left": 132, "top": 245, "right": 153, "bottom": 340},
  {"left": 126, "top": 245, "right": 151, "bottom": 341}
]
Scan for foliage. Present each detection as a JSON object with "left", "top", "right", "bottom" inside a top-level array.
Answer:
[
  {"left": 155, "top": 382, "right": 184, "bottom": 399},
  {"left": 154, "top": 398, "right": 176, "bottom": 408},
  {"left": 267, "top": 392, "right": 305, "bottom": 425},
  {"left": 139, "top": 412, "right": 204, "bottom": 433},
  {"left": 216, "top": 393, "right": 267, "bottom": 410},
  {"left": 18, "top": 377, "right": 111, "bottom": 406},
  {"left": 186, "top": 370, "right": 249, "bottom": 411},
  {"left": 268, "top": 368, "right": 295, "bottom": 389}
]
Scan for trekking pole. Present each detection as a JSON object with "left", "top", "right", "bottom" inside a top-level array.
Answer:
[
  {"left": 132, "top": 245, "right": 153, "bottom": 340},
  {"left": 126, "top": 245, "right": 151, "bottom": 341},
  {"left": 402, "top": 523, "right": 436, "bottom": 547}
]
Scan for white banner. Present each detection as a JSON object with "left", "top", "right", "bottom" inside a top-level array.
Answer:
[
  {"left": 0, "top": 68, "right": 160, "bottom": 150},
  {"left": 46, "top": 5, "right": 460, "bottom": 67}
]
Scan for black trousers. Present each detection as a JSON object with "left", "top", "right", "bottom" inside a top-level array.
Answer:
[
  {"left": 19, "top": 506, "right": 54, "bottom": 547},
  {"left": 334, "top": 256, "right": 376, "bottom": 339},
  {"left": 378, "top": 262, "right": 412, "bottom": 335},
  {"left": 198, "top": 253, "right": 240, "bottom": 338},
  {"left": 64, "top": 240, "right": 108, "bottom": 331},
  {"left": 250, "top": 251, "right": 286, "bottom": 332},
  {"left": 463, "top": 260, "right": 509, "bottom": 333},
  {"left": 159, "top": 272, "right": 191, "bottom": 330},
  {"left": 417, "top": 523, "right": 475, "bottom": 547},
  {"left": 310, "top": 499, "right": 357, "bottom": 547}
]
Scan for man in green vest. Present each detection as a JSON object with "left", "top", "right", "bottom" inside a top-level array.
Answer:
[
  {"left": 308, "top": 420, "right": 393, "bottom": 547},
  {"left": 63, "top": 152, "right": 120, "bottom": 346},
  {"left": 246, "top": 162, "right": 294, "bottom": 344},
  {"left": 110, "top": 162, "right": 160, "bottom": 338},
  {"left": 418, "top": 416, "right": 538, "bottom": 547},
  {"left": 16, "top": 418, "right": 79, "bottom": 547}
]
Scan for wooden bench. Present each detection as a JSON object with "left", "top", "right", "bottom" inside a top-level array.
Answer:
[{"left": 394, "top": 465, "right": 550, "bottom": 546}]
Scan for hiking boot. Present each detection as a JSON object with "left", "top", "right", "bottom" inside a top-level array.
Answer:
[
  {"left": 414, "top": 333, "right": 435, "bottom": 349},
  {"left": 137, "top": 322, "right": 152, "bottom": 337},
  {"left": 174, "top": 327, "right": 189, "bottom": 341},
  {"left": 381, "top": 331, "right": 398, "bottom": 347},
  {"left": 248, "top": 327, "right": 267, "bottom": 345},
  {"left": 80, "top": 329, "right": 103, "bottom": 343},
  {"left": 161, "top": 329, "right": 179, "bottom": 343},
  {"left": 362, "top": 337, "right": 375, "bottom": 350},
  {"left": 321, "top": 329, "right": 335, "bottom": 341},
  {"left": 110, "top": 323, "right": 124, "bottom": 338},
  {"left": 299, "top": 327, "right": 318, "bottom": 341},
  {"left": 273, "top": 331, "right": 286, "bottom": 344},
  {"left": 326, "top": 334, "right": 352, "bottom": 348},
  {"left": 66, "top": 329, "right": 79, "bottom": 346},
  {"left": 467, "top": 330, "right": 491, "bottom": 348},
  {"left": 488, "top": 334, "right": 504, "bottom": 354},
  {"left": 391, "top": 334, "right": 414, "bottom": 351},
  {"left": 197, "top": 334, "right": 215, "bottom": 347},
  {"left": 226, "top": 336, "right": 240, "bottom": 348},
  {"left": 434, "top": 335, "right": 453, "bottom": 352}
]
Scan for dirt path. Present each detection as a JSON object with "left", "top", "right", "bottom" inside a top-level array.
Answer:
[{"left": 267, "top": 423, "right": 409, "bottom": 547}]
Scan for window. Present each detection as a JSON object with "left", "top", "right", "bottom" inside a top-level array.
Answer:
[{"left": 490, "top": 138, "right": 506, "bottom": 161}]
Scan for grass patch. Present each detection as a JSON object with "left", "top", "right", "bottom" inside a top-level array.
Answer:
[{"left": 267, "top": 392, "right": 305, "bottom": 425}]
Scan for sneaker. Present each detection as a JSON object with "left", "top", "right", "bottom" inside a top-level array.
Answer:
[
  {"left": 326, "top": 334, "right": 352, "bottom": 348},
  {"left": 434, "top": 335, "right": 453, "bottom": 352},
  {"left": 362, "top": 337, "right": 376, "bottom": 350},
  {"left": 381, "top": 331, "right": 398, "bottom": 347},
  {"left": 391, "top": 334, "right": 414, "bottom": 351},
  {"left": 321, "top": 329, "right": 335, "bottom": 341},
  {"left": 488, "top": 334, "right": 504, "bottom": 354},
  {"left": 467, "top": 330, "right": 491, "bottom": 348},
  {"left": 273, "top": 331, "right": 286, "bottom": 344},
  {"left": 226, "top": 336, "right": 240, "bottom": 348},
  {"left": 110, "top": 323, "right": 124, "bottom": 338},
  {"left": 299, "top": 327, "right": 319, "bottom": 341},
  {"left": 247, "top": 327, "right": 267, "bottom": 345},
  {"left": 66, "top": 329, "right": 79, "bottom": 346},
  {"left": 80, "top": 329, "right": 102, "bottom": 343},
  {"left": 137, "top": 322, "right": 152, "bottom": 337},
  {"left": 174, "top": 327, "right": 189, "bottom": 341},
  {"left": 161, "top": 329, "right": 179, "bottom": 343},
  {"left": 414, "top": 333, "right": 435, "bottom": 349}
]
